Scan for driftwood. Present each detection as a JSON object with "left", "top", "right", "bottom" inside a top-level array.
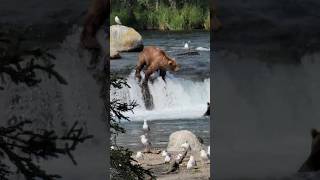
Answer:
[{"left": 162, "top": 148, "right": 189, "bottom": 174}]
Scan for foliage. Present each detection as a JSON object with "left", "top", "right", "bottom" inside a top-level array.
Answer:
[
  {"left": 110, "top": 146, "right": 153, "bottom": 180},
  {"left": 109, "top": 75, "right": 155, "bottom": 179},
  {"left": 0, "top": 121, "right": 92, "bottom": 180},
  {"left": 0, "top": 30, "right": 67, "bottom": 90},
  {"left": 110, "top": 0, "right": 209, "bottom": 30}
]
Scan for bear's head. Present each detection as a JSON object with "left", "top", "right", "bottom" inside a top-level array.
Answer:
[
  {"left": 311, "top": 129, "right": 320, "bottom": 155},
  {"left": 168, "top": 58, "right": 180, "bottom": 72}
]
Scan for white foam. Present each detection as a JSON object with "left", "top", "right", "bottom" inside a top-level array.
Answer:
[
  {"left": 195, "top": 47, "right": 210, "bottom": 51},
  {"left": 110, "top": 71, "right": 210, "bottom": 121}
]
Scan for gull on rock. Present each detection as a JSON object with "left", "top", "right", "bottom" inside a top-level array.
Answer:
[
  {"left": 140, "top": 135, "right": 150, "bottom": 146},
  {"left": 136, "top": 151, "right": 143, "bottom": 159},
  {"left": 200, "top": 149, "right": 208, "bottom": 161},
  {"left": 184, "top": 41, "right": 191, "bottom": 49},
  {"left": 161, "top": 150, "right": 168, "bottom": 157},
  {"left": 187, "top": 155, "right": 196, "bottom": 169},
  {"left": 143, "top": 119, "right": 150, "bottom": 131},
  {"left": 115, "top": 16, "right": 122, "bottom": 25},
  {"left": 175, "top": 153, "right": 183, "bottom": 160},
  {"left": 164, "top": 154, "right": 171, "bottom": 163},
  {"left": 181, "top": 141, "right": 190, "bottom": 150}
]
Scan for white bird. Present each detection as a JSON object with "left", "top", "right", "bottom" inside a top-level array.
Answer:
[
  {"left": 187, "top": 155, "right": 196, "bottom": 169},
  {"left": 175, "top": 153, "right": 183, "bottom": 160},
  {"left": 181, "top": 141, "right": 190, "bottom": 150},
  {"left": 136, "top": 151, "right": 143, "bottom": 159},
  {"left": 164, "top": 154, "right": 171, "bottom": 163},
  {"left": 161, "top": 150, "right": 168, "bottom": 157},
  {"left": 110, "top": 146, "right": 115, "bottom": 150},
  {"left": 184, "top": 41, "right": 191, "bottom": 49},
  {"left": 207, "top": 146, "right": 210, "bottom": 156},
  {"left": 140, "top": 135, "right": 149, "bottom": 145},
  {"left": 142, "top": 119, "right": 150, "bottom": 131},
  {"left": 200, "top": 149, "right": 208, "bottom": 161},
  {"left": 115, "top": 16, "right": 122, "bottom": 25}
]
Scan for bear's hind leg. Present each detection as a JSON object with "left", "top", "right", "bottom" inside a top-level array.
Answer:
[{"left": 160, "top": 70, "right": 167, "bottom": 82}]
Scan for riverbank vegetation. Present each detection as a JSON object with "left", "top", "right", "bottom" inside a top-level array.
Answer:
[{"left": 111, "top": 0, "right": 210, "bottom": 31}]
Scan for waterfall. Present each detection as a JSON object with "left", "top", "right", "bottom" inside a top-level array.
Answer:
[{"left": 111, "top": 71, "right": 210, "bottom": 121}]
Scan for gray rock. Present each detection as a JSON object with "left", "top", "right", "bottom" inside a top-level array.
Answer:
[{"left": 167, "top": 130, "right": 203, "bottom": 152}]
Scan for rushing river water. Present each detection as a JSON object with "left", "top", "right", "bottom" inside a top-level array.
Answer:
[{"left": 111, "top": 31, "right": 211, "bottom": 150}]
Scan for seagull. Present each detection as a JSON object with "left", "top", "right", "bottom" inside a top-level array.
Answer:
[
  {"left": 207, "top": 145, "right": 210, "bottom": 156},
  {"left": 161, "top": 150, "right": 168, "bottom": 157},
  {"left": 184, "top": 41, "right": 191, "bottom": 50},
  {"left": 200, "top": 149, "right": 208, "bottom": 161},
  {"left": 164, "top": 154, "right": 171, "bottom": 163},
  {"left": 175, "top": 153, "right": 183, "bottom": 160},
  {"left": 181, "top": 141, "right": 190, "bottom": 150},
  {"left": 140, "top": 135, "right": 150, "bottom": 146},
  {"left": 110, "top": 146, "right": 115, "bottom": 150},
  {"left": 136, "top": 151, "right": 143, "bottom": 159},
  {"left": 187, "top": 155, "right": 196, "bottom": 169},
  {"left": 143, "top": 119, "right": 150, "bottom": 131},
  {"left": 115, "top": 16, "right": 122, "bottom": 25}
]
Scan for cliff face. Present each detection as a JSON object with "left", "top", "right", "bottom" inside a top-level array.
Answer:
[{"left": 213, "top": 0, "right": 320, "bottom": 63}]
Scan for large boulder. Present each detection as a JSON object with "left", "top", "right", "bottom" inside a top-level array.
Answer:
[
  {"left": 110, "top": 47, "right": 121, "bottom": 59},
  {"left": 110, "top": 25, "right": 143, "bottom": 52},
  {"left": 167, "top": 130, "right": 203, "bottom": 152}
]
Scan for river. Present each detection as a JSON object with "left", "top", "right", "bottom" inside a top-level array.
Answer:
[{"left": 110, "top": 31, "right": 211, "bottom": 151}]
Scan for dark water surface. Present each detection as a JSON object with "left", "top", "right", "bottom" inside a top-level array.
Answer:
[
  {"left": 111, "top": 30, "right": 210, "bottom": 80},
  {"left": 117, "top": 118, "right": 210, "bottom": 151}
]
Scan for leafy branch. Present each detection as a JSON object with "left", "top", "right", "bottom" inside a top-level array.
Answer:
[{"left": 0, "top": 121, "right": 92, "bottom": 180}]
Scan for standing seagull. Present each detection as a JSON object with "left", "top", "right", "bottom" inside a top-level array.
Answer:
[
  {"left": 143, "top": 119, "right": 150, "bottom": 131},
  {"left": 200, "top": 149, "right": 208, "bottom": 161},
  {"left": 175, "top": 153, "right": 183, "bottom": 161},
  {"left": 136, "top": 151, "right": 143, "bottom": 159},
  {"left": 184, "top": 41, "right": 191, "bottom": 50},
  {"left": 164, "top": 154, "right": 171, "bottom": 163},
  {"left": 161, "top": 150, "right": 168, "bottom": 157},
  {"left": 181, "top": 141, "right": 190, "bottom": 150},
  {"left": 115, "top": 16, "right": 122, "bottom": 25},
  {"left": 187, "top": 155, "right": 196, "bottom": 169},
  {"left": 140, "top": 135, "right": 151, "bottom": 152}
]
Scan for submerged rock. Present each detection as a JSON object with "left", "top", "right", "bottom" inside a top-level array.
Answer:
[
  {"left": 167, "top": 130, "right": 203, "bottom": 152},
  {"left": 110, "top": 25, "right": 143, "bottom": 52}
]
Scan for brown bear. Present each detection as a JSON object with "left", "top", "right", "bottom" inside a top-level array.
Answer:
[
  {"left": 135, "top": 46, "right": 180, "bottom": 83},
  {"left": 80, "top": 0, "right": 108, "bottom": 50},
  {"left": 299, "top": 129, "right": 320, "bottom": 172}
]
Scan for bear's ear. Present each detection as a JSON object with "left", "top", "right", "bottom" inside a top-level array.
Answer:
[{"left": 311, "top": 129, "right": 319, "bottom": 139}]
